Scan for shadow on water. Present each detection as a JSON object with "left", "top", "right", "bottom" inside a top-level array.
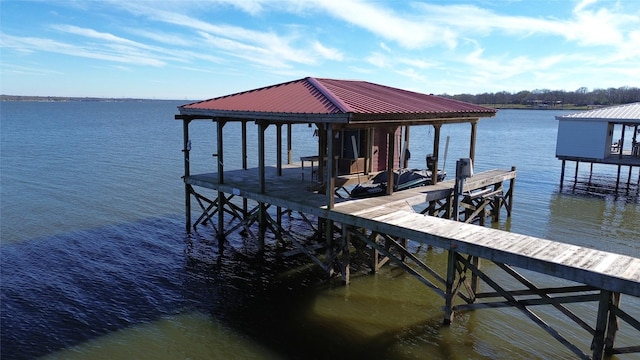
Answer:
[
  {"left": 1, "top": 217, "right": 187, "bottom": 359},
  {"left": 2, "top": 214, "right": 468, "bottom": 360}
]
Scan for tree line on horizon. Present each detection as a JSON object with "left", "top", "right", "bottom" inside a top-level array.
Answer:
[
  {"left": 3, "top": 85, "right": 640, "bottom": 107},
  {"left": 442, "top": 86, "right": 640, "bottom": 107}
]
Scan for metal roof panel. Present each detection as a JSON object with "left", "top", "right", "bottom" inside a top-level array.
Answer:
[
  {"left": 179, "top": 77, "right": 496, "bottom": 121},
  {"left": 556, "top": 102, "right": 640, "bottom": 122}
]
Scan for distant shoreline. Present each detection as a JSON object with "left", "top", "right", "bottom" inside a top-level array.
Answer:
[
  {"left": 0, "top": 95, "right": 607, "bottom": 110},
  {"left": 0, "top": 95, "right": 190, "bottom": 102}
]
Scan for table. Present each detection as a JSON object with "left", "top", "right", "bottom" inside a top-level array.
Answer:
[{"left": 300, "top": 155, "right": 319, "bottom": 180}]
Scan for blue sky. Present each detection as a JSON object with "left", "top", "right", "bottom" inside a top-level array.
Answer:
[{"left": 1, "top": 0, "right": 639, "bottom": 100}]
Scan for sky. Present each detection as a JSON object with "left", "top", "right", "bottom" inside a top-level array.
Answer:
[{"left": 1, "top": 0, "right": 639, "bottom": 100}]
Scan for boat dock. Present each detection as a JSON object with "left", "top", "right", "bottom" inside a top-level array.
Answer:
[
  {"left": 184, "top": 164, "right": 638, "bottom": 359},
  {"left": 175, "top": 78, "right": 639, "bottom": 359}
]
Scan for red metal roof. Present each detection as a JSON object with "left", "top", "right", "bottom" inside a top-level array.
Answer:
[{"left": 178, "top": 77, "right": 495, "bottom": 123}]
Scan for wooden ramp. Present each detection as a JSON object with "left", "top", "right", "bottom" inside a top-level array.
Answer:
[{"left": 333, "top": 207, "right": 640, "bottom": 297}]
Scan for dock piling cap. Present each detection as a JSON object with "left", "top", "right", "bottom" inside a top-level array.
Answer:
[{"left": 456, "top": 158, "right": 474, "bottom": 179}]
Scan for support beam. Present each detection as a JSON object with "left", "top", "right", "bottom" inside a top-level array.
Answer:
[
  {"left": 318, "top": 123, "right": 326, "bottom": 182},
  {"left": 469, "top": 119, "right": 478, "bottom": 164},
  {"left": 560, "top": 159, "right": 566, "bottom": 190},
  {"left": 592, "top": 290, "right": 612, "bottom": 360},
  {"left": 183, "top": 119, "right": 191, "bottom": 232},
  {"left": 217, "top": 119, "right": 225, "bottom": 184},
  {"left": 217, "top": 120, "right": 225, "bottom": 241},
  {"left": 432, "top": 123, "right": 441, "bottom": 185},
  {"left": 242, "top": 121, "right": 248, "bottom": 170},
  {"left": 387, "top": 127, "right": 396, "bottom": 194},
  {"left": 507, "top": 166, "right": 516, "bottom": 216},
  {"left": 326, "top": 124, "right": 335, "bottom": 209},
  {"left": 341, "top": 225, "right": 351, "bottom": 285},
  {"left": 277, "top": 123, "right": 282, "bottom": 176},
  {"left": 402, "top": 125, "right": 410, "bottom": 168},
  {"left": 258, "top": 121, "right": 266, "bottom": 193},
  {"left": 287, "top": 123, "right": 293, "bottom": 165},
  {"left": 444, "top": 248, "right": 457, "bottom": 324}
]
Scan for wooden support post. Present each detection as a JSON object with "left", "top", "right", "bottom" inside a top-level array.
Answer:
[
  {"left": 507, "top": 166, "right": 516, "bottom": 217},
  {"left": 605, "top": 292, "right": 621, "bottom": 352},
  {"left": 370, "top": 239, "right": 380, "bottom": 273},
  {"left": 277, "top": 206, "right": 282, "bottom": 230},
  {"left": 341, "top": 225, "right": 351, "bottom": 285},
  {"left": 560, "top": 159, "right": 566, "bottom": 190},
  {"left": 492, "top": 182, "right": 503, "bottom": 222},
  {"left": 242, "top": 121, "right": 247, "bottom": 170},
  {"left": 243, "top": 197, "right": 248, "bottom": 218},
  {"left": 402, "top": 125, "right": 410, "bottom": 168},
  {"left": 432, "top": 123, "right": 441, "bottom": 185},
  {"left": 325, "top": 219, "right": 334, "bottom": 276},
  {"left": 217, "top": 120, "right": 224, "bottom": 184},
  {"left": 183, "top": 119, "right": 192, "bottom": 232},
  {"left": 217, "top": 120, "right": 225, "bottom": 242},
  {"left": 258, "top": 121, "right": 266, "bottom": 193},
  {"left": 470, "top": 256, "right": 480, "bottom": 299},
  {"left": 616, "top": 165, "right": 621, "bottom": 191},
  {"left": 592, "top": 290, "right": 612, "bottom": 360},
  {"left": 318, "top": 123, "right": 326, "bottom": 183},
  {"left": 287, "top": 123, "right": 292, "bottom": 165},
  {"left": 277, "top": 123, "right": 282, "bottom": 176},
  {"left": 258, "top": 121, "right": 267, "bottom": 249},
  {"left": 326, "top": 124, "right": 335, "bottom": 209},
  {"left": 387, "top": 128, "right": 396, "bottom": 194},
  {"left": 258, "top": 202, "right": 266, "bottom": 251},
  {"left": 444, "top": 248, "right": 457, "bottom": 324},
  {"left": 469, "top": 119, "right": 478, "bottom": 165},
  {"left": 367, "top": 128, "right": 374, "bottom": 174},
  {"left": 574, "top": 161, "right": 579, "bottom": 185},
  {"left": 619, "top": 125, "right": 626, "bottom": 160}
]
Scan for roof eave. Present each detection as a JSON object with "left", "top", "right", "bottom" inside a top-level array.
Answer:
[
  {"left": 176, "top": 108, "right": 350, "bottom": 123},
  {"left": 348, "top": 111, "right": 495, "bottom": 123}
]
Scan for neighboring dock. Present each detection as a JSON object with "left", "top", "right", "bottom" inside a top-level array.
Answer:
[
  {"left": 556, "top": 102, "right": 640, "bottom": 191},
  {"left": 176, "top": 78, "right": 639, "bottom": 359}
]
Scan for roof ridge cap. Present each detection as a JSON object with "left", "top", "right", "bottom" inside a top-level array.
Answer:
[{"left": 307, "top": 77, "right": 352, "bottom": 113}]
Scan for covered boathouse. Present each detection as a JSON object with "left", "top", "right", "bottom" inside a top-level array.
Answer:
[
  {"left": 556, "top": 102, "right": 640, "bottom": 191},
  {"left": 175, "top": 77, "right": 639, "bottom": 359}
]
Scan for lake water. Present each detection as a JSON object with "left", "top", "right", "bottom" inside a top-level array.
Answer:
[{"left": 1, "top": 102, "right": 638, "bottom": 359}]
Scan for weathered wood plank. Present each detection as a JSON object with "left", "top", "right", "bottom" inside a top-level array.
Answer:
[{"left": 187, "top": 166, "right": 640, "bottom": 297}]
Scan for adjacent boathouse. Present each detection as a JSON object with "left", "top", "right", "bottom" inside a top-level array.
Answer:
[
  {"left": 556, "top": 102, "right": 640, "bottom": 190},
  {"left": 175, "top": 78, "right": 638, "bottom": 359}
]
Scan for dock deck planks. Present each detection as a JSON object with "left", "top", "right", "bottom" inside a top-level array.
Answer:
[{"left": 186, "top": 165, "right": 639, "bottom": 298}]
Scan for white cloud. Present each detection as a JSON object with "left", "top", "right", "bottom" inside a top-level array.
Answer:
[
  {"left": 113, "top": 2, "right": 328, "bottom": 69},
  {"left": 312, "top": 41, "right": 344, "bottom": 61},
  {"left": 0, "top": 34, "right": 166, "bottom": 67},
  {"left": 306, "top": 0, "right": 458, "bottom": 49}
]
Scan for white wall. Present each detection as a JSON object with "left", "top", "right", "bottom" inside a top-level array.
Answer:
[{"left": 555, "top": 120, "right": 609, "bottom": 159}]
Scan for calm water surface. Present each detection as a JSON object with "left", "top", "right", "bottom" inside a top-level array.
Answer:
[{"left": 1, "top": 102, "right": 638, "bottom": 359}]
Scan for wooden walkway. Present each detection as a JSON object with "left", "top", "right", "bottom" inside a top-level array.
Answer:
[
  {"left": 185, "top": 165, "right": 639, "bottom": 359},
  {"left": 189, "top": 164, "right": 640, "bottom": 297}
]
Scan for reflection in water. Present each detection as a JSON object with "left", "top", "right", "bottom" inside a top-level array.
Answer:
[{"left": 551, "top": 180, "right": 640, "bottom": 257}]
